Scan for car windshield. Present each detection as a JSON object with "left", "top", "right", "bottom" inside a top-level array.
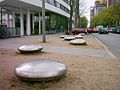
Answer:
[{"left": 101, "top": 28, "right": 108, "bottom": 31}]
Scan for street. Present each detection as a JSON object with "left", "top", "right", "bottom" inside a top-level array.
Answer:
[{"left": 93, "top": 33, "right": 120, "bottom": 59}]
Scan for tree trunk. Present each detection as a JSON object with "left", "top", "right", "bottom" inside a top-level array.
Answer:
[
  {"left": 75, "top": 0, "right": 79, "bottom": 28},
  {"left": 68, "top": 0, "right": 75, "bottom": 35}
]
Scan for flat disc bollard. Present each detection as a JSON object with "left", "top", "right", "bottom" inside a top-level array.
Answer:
[
  {"left": 70, "top": 39, "right": 87, "bottom": 45},
  {"left": 15, "top": 59, "right": 67, "bottom": 81},
  {"left": 60, "top": 35, "right": 68, "bottom": 38},
  {"left": 75, "top": 35, "right": 83, "bottom": 39},
  {"left": 64, "top": 36, "right": 75, "bottom": 41},
  {"left": 18, "top": 45, "right": 43, "bottom": 53}
]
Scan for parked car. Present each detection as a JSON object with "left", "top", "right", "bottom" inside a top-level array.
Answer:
[
  {"left": 108, "top": 27, "right": 116, "bottom": 33},
  {"left": 72, "top": 28, "right": 85, "bottom": 35},
  {"left": 93, "top": 28, "right": 99, "bottom": 33},
  {"left": 87, "top": 28, "right": 93, "bottom": 33},
  {"left": 116, "top": 27, "right": 120, "bottom": 34},
  {"left": 87, "top": 28, "right": 99, "bottom": 33},
  {"left": 99, "top": 28, "right": 109, "bottom": 34}
]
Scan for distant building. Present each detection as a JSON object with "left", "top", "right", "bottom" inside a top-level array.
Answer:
[
  {"left": 107, "top": 0, "right": 120, "bottom": 6},
  {"left": 94, "top": 0, "right": 107, "bottom": 15},
  {"left": 90, "top": 0, "right": 107, "bottom": 19},
  {"left": 90, "top": 7, "right": 95, "bottom": 19},
  {"left": 112, "top": 0, "right": 119, "bottom": 4}
]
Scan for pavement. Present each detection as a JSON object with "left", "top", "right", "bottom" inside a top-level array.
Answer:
[
  {"left": 0, "top": 33, "right": 119, "bottom": 90},
  {"left": 0, "top": 33, "right": 116, "bottom": 59}
]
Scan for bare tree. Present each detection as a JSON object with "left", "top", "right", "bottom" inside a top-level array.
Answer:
[
  {"left": 79, "top": 0, "right": 88, "bottom": 17},
  {"left": 78, "top": 0, "right": 88, "bottom": 28},
  {"left": 68, "top": 0, "right": 75, "bottom": 34},
  {"left": 68, "top": 0, "right": 88, "bottom": 34},
  {"left": 74, "top": 0, "right": 88, "bottom": 28},
  {"left": 75, "top": 0, "right": 79, "bottom": 28}
]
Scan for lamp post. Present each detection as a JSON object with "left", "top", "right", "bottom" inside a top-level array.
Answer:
[{"left": 42, "top": 0, "right": 46, "bottom": 42}]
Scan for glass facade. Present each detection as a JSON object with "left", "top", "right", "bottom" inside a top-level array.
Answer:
[
  {"left": 28, "top": 12, "right": 69, "bottom": 35},
  {"left": 45, "top": 12, "right": 68, "bottom": 34}
]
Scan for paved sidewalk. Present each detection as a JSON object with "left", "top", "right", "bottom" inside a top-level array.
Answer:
[
  {"left": 0, "top": 33, "right": 120, "bottom": 90},
  {"left": 0, "top": 33, "right": 115, "bottom": 58},
  {"left": 44, "top": 45, "right": 111, "bottom": 58}
]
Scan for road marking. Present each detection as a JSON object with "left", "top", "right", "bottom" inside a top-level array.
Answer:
[{"left": 95, "top": 37, "right": 117, "bottom": 59}]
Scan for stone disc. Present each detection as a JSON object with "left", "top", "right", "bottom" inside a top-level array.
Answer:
[
  {"left": 60, "top": 35, "right": 68, "bottom": 38},
  {"left": 70, "top": 39, "right": 87, "bottom": 45},
  {"left": 18, "top": 45, "right": 43, "bottom": 53},
  {"left": 75, "top": 35, "right": 83, "bottom": 39},
  {"left": 15, "top": 59, "right": 67, "bottom": 81},
  {"left": 64, "top": 36, "right": 75, "bottom": 41}
]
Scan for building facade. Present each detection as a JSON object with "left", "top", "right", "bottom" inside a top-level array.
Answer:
[
  {"left": 107, "top": 0, "right": 119, "bottom": 6},
  {"left": 0, "top": 0, "right": 70, "bottom": 37},
  {"left": 90, "top": 0, "right": 107, "bottom": 20}
]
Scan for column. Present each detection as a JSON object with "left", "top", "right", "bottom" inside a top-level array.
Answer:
[
  {"left": 0, "top": 7, "right": 2, "bottom": 25},
  {"left": 39, "top": 12, "right": 41, "bottom": 34},
  {"left": 20, "top": 9, "right": 24, "bottom": 36},
  {"left": 7, "top": 13, "right": 10, "bottom": 27},
  {"left": 12, "top": 11, "right": 15, "bottom": 27},
  {"left": 32, "top": 13, "right": 34, "bottom": 34},
  {"left": 12, "top": 11, "right": 15, "bottom": 36},
  {"left": 26, "top": 10, "right": 31, "bottom": 35}
]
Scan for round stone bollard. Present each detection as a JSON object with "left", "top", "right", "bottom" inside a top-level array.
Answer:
[
  {"left": 75, "top": 35, "right": 83, "bottom": 39},
  {"left": 18, "top": 45, "right": 43, "bottom": 53},
  {"left": 14, "top": 59, "right": 67, "bottom": 81},
  {"left": 64, "top": 36, "right": 75, "bottom": 41},
  {"left": 70, "top": 39, "right": 87, "bottom": 45},
  {"left": 60, "top": 35, "right": 68, "bottom": 38}
]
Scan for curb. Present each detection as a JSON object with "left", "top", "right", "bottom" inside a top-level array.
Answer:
[{"left": 94, "top": 37, "right": 117, "bottom": 59}]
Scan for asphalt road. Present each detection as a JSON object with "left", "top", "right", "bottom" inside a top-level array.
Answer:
[{"left": 93, "top": 33, "right": 120, "bottom": 59}]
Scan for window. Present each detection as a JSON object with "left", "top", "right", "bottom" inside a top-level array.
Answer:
[
  {"left": 63, "top": 0, "right": 69, "bottom": 4},
  {"left": 47, "top": 0, "right": 55, "bottom": 5}
]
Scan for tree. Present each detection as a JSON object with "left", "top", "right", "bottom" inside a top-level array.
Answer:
[
  {"left": 79, "top": 0, "right": 88, "bottom": 17},
  {"left": 79, "top": 0, "right": 88, "bottom": 27},
  {"left": 75, "top": 0, "right": 79, "bottom": 28},
  {"left": 76, "top": 0, "right": 88, "bottom": 28},
  {"left": 80, "top": 16, "right": 88, "bottom": 28},
  {"left": 68, "top": 0, "right": 88, "bottom": 34},
  {"left": 90, "top": 8, "right": 113, "bottom": 28},
  {"left": 108, "top": 2, "right": 120, "bottom": 27},
  {"left": 90, "top": 2, "right": 120, "bottom": 28},
  {"left": 68, "top": 0, "right": 75, "bottom": 34}
]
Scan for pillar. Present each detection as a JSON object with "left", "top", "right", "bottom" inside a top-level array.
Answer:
[
  {"left": 32, "top": 13, "right": 34, "bottom": 34},
  {"left": 12, "top": 11, "right": 15, "bottom": 27},
  {"left": 7, "top": 13, "right": 10, "bottom": 27},
  {"left": 0, "top": 7, "right": 2, "bottom": 25},
  {"left": 12, "top": 11, "right": 15, "bottom": 36},
  {"left": 39, "top": 12, "right": 41, "bottom": 34},
  {"left": 26, "top": 10, "right": 31, "bottom": 35},
  {"left": 20, "top": 9, "right": 24, "bottom": 36}
]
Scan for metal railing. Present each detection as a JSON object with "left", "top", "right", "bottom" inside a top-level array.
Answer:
[{"left": 0, "top": 26, "right": 21, "bottom": 39}]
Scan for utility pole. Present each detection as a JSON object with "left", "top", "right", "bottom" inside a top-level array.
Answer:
[{"left": 42, "top": 0, "right": 46, "bottom": 42}]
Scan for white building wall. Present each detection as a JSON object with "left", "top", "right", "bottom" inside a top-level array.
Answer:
[
  {"left": 56, "top": 0, "right": 70, "bottom": 9},
  {"left": 19, "top": 0, "right": 70, "bottom": 18},
  {"left": 45, "top": 3, "right": 70, "bottom": 18}
]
